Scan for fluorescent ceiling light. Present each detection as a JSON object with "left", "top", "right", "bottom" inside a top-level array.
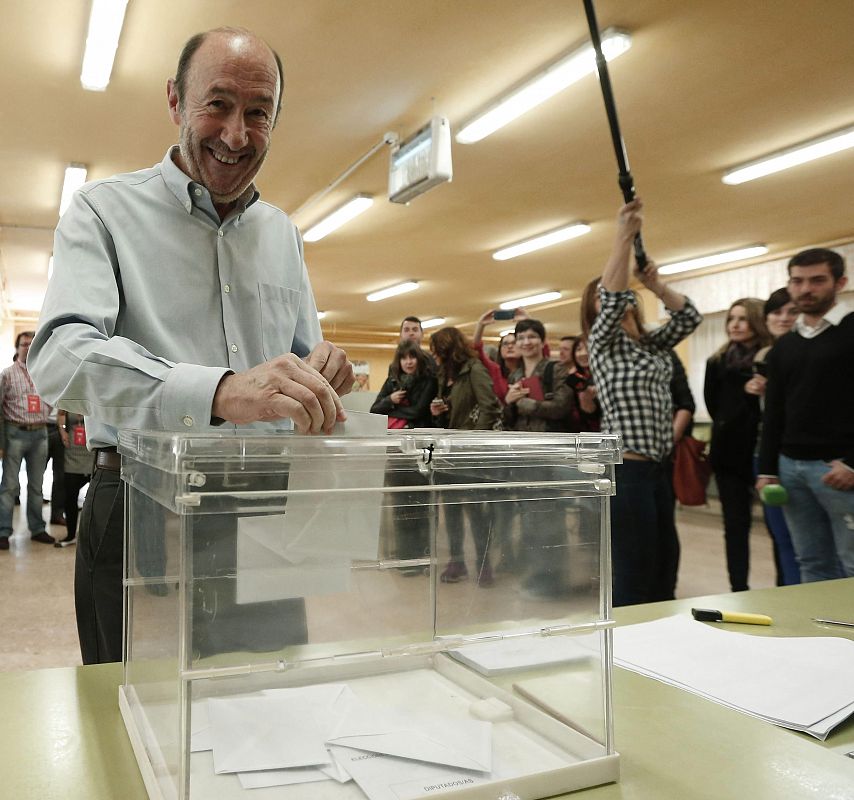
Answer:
[
  {"left": 366, "top": 281, "right": 419, "bottom": 302},
  {"left": 499, "top": 291, "right": 561, "bottom": 310},
  {"left": 722, "top": 126, "right": 854, "bottom": 185},
  {"left": 499, "top": 328, "right": 515, "bottom": 337},
  {"left": 59, "top": 163, "right": 88, "bottom": 217},
  {"left": 421, "top": 317, "right": 446, "bottom": 329},
  {"left": 80, "top": 0, "right": 129, "bottom": 91},
  {"left": 493, "top": 222, "right": 591, "bottom": 261},
  {"left": 457, "top": 28, "right": 631, "bottom": 144},
  {"left": 316, "top": 310, "right": 327, "bottom": 320},
  {"left": 303, "top": 195, "right": 374, "bottom": 242},
  {"left": 659, "top": 246, "right": 769, "bottom": 276}
]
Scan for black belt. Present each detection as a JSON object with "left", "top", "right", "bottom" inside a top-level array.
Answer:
[
  {"left": 95, "top": 447, "right": 121, "bottom": 472},
  {"left": 6, "top": 421, "right": 47, "bottom": 431}
]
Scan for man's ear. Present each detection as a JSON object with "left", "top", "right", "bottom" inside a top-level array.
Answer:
[
  {"left": 166, "top": 78, "right": 181, "bottom": 125},
  {"left": 836, "top": 275, "right": 848, "bottom": 293}
]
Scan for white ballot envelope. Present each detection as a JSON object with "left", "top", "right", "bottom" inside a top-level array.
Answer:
[
  {"left": 237, "top": 765, "right": 331, "bottom": 789},
  {"left": 208, "top": 693, "right": 331, "bottom": 774},
  {"left": 236, "top": 410, "right": 388, "bottom": 603},
  {"left": 328, "top": 746, "right": 495, "bottom": 800},
  {"left": 263, "top": 683, "right": 358, "bottom": 737},
  {"left": 237, "top": 749, "right": 352, "bottom": 789},
  {"left": 327, "top": 699, "right": 493, "bottom": 772},
  {"left": 236, "top": 514, "right": 351, "bottom": 602}
]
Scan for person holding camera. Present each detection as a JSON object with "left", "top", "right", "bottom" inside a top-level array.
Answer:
[
  {"left": 471, "top": 308, "right": 525, "bottom": 405},
  {"left": 704, "top": 298, "right": 772, "bottom": 592},
  {"left": 583, "top": 199, "right": 702, "bottom": 607},
  {"left": 566, "top": 338, "right": 601, "bottom": 432}
]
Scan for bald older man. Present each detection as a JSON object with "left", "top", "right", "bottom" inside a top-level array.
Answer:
[{"left": 30, "top": 28, "right": 354, "bottom": 663}]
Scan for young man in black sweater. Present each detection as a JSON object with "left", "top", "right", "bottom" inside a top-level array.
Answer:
[{"left": 757, "top": 248, "right": 854, "bottom": 582}]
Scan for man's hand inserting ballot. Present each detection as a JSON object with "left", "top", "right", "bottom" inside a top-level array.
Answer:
[{"left": 211, "top": 353, "right": 346, "bottom": 434}]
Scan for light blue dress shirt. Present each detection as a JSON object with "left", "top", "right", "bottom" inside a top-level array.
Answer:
[{"left": 29, "top": 147, "right": 322, "bottom": 448}]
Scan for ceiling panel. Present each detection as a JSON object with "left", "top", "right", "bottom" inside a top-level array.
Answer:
[{"left": 2, "top": 0, "right": 854, "bottom": 341}]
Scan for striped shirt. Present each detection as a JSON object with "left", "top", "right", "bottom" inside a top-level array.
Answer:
[
  {"left": 0, "top": 361, "right": 52, "bottom": 425},
  {"left": 589, "top": 287, "right": 702, "bottom": 461}
]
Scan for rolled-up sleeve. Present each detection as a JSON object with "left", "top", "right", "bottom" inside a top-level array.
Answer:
[
  {"left": 590, "top": 288, "right": 635, "bottom": 348},
  {"left": 646, "top": 297, "right": 703, "bottom": 350}
]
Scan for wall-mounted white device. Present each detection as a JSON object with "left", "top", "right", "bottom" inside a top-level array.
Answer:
[{"left": 388, "top": 116, "right": 453, "bottom": 204}]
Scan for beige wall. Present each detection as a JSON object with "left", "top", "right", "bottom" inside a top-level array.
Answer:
[{"left": 345, "top": 345, "right": 397, "bottom": 393}]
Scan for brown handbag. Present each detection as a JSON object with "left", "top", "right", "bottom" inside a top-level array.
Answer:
[{"left": 672, "top": 435, "right": 712, "bottom": 506}]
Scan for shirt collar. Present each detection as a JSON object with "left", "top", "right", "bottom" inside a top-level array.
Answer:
[
  {"left": 823, "top": 298, "right": 854, "bottom": 326},
  {"left": 795, "top": 297, "right": 853, "bottom": 334},
  {"left": 159, "top": 146, "right": 260, "bottom": 217}
]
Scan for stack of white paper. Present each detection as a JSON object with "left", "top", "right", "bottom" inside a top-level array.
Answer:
[
  {"left": 194, "top": 682, "right": 498, "bottom": 797},
  {"left": 613, "top": 615, "right": 854, "bottom": 739}
]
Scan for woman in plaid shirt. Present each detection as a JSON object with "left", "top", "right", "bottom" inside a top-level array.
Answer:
[{"left": 582, "top": 200, "right": 702, "bottom": 606}]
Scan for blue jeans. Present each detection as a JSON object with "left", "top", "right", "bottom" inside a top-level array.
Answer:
[
  {"left": 0, "top": 425, "right": 49, "bottom": 537},
  {"left": 779, "top": 455, "right": 854, "bottom": 582}
]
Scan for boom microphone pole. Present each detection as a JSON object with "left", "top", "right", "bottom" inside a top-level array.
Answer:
[{"left": 582, "top": 0, "right": 648, "bottom": 268}]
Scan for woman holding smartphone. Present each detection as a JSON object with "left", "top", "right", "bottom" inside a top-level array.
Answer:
[
  {"left": 472, "top": 308, "right": 524, "bottom": 405},
  {"left": 370, "top": 341, "right": 436, "bottom": 429},
  {"left": 370, "top": 342, "right": 437, "bottom": 573}
]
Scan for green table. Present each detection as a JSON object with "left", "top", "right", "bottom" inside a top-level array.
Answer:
[{"left": 2, "top": 580, "right": 852, "bottom": 799}]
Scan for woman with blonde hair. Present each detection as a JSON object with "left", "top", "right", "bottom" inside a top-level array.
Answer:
[{"left": 704, "top": 298, "right": 773, "bottom": 591}]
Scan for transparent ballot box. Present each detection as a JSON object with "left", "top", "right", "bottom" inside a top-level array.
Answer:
[{"left": 118, "top": 429, "right": 621, "bottom": 800}]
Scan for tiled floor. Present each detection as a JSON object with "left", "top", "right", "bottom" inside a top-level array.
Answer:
[{"left": 0, "top": 498, "right": 777, "bottom": 673}]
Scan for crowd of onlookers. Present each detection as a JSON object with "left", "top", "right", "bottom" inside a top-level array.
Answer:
[
  {"left": 371, "top": 200, "right": 854, "bottom": 605},
  {"left": 6, "top": 197, "right": 850, "bottom": 614}
]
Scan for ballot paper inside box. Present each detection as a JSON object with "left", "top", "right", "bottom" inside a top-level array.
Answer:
[{"left": 116, "top": 429, "right": 621, "bottom": 800}]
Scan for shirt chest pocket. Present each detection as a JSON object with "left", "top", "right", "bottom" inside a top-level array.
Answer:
[{"left": 258, "top": 282, "right": 300, "bottom": 360}]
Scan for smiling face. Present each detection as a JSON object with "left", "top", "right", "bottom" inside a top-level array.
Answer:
[
  {"left": 167, "top": 32, "right": 279, "bottom": 212},
  {"left": 725, "top": 304, "right": 756, "bottom": 345},
  {"left": 765, "top": 301, "right": 798, "bottom": 338},
  {"left": 514, "top": 330, "right": 544, "bottom": 360}
]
